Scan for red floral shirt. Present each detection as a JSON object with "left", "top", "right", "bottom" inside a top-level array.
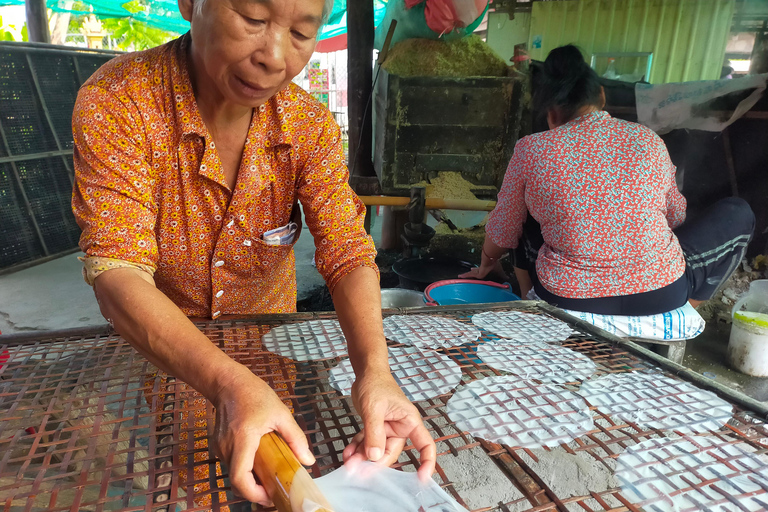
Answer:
[{"left": 486, "top": 111, "right": 686, "bottom": 299}]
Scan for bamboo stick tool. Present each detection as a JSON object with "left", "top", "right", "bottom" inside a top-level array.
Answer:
[{"left": 252, "top": 432, "right": 335, "bottom": 512}]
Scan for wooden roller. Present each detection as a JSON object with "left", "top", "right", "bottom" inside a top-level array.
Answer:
[
  {"left": 252, "top": 432, "right": 335, "bottom": 512},
  {"left": 358, "top": 195, "right": 497, "bottom": 211}
]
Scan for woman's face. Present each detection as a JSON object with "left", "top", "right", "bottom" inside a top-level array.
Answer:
[{"left": 180, "top": 0, "right": 324, "bottom": 107}]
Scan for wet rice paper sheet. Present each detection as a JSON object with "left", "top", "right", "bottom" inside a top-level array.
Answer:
[
  {"left": 328, "top": 345, "right": 462, "bottom": 402},
  {"left": 308, "top": 461, "right": 469, "bottom": 512}
]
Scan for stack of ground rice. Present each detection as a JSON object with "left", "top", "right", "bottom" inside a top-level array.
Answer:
[
  {"left": 383, "top": 35, "right": 506, "bottom": 264},
  {"left": 412, "top": 172, "right": 488, "bottom": 261},
  {"left": 382, "top": 35, "right": 509, "bottom": 78}
]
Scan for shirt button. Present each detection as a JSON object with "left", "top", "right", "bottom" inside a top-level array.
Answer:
[
  {"left": 212, "top": 310, "right": 221, "bottom": 319},
  {"left": 215, "top": 290, "right": 224, "bottom": 298},
  {"left": 214, "top": 260, "right": 225, "bottom": 267}
]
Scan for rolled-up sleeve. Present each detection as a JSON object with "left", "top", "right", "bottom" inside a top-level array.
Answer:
[
  {"left": 71, "top": 85, "right": 158, "bottom": 282},
  {"left": 297, "top": 114, "right": 378, "bottom": 294},
  {"left": 485, "top": 140, "right": 530, "bottom": 249}
]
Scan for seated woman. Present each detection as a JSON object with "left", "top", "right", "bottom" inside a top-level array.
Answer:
[{"left": 463, "top": 45, "right": 755, "bottom": 316}]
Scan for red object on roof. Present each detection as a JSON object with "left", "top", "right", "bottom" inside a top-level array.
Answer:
[
  {"left": 316, "top": 33, "right": 347, "bottom": 53},
  {"left": 405, "top": 0, "right": 488, "bottom": 34}
]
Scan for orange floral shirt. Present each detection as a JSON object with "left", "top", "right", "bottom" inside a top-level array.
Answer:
[{"left": 72, "top": 35, "right": 377, "bottom": 318}]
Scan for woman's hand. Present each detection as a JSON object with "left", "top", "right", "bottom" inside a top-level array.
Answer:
[
  {"left": 460, "top": 259, "right": 510, "bottom": 281},
  {"left": 212, "top": 369, "right": 315, "bottom": 506},
  {"left": 459, "top": 264, "right": 493, "bottom": 280},
  {"left": 343, "top": 371, "right": 436, "bottom": 481}
]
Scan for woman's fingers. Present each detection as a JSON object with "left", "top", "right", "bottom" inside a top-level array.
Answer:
[
  {"left": 227, "top": 430, "right": 270, "bottom": 505},
  {"left": 342, "top": 431, "right": 366, "bottom": 462},
  {"left": 408, "top": 421, "right": 437, "bottom": 481},
  {"left": 377, "top": 435, "right": 407, "bottom": 468},
  {"left": 276, "top": 414, "right": 316, "bottom": 467}
]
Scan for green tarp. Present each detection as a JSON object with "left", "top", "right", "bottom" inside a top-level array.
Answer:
[{"left": 0, "top": 0, "right": 388, "bottom": 40}]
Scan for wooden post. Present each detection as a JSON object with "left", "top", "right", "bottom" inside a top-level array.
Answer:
[
  {"left": 25, "top": 0, "right": 51, "bottom": 44},
  {"left": 750, "top": 24, "right": 768, "bottom": 75},
  {"left": 347, "top": 0, "right": 375, "bottom": 178}
]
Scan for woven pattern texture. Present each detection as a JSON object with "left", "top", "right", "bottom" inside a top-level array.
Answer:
[{"left": 2, "top": 303, "right": 768, "bottom": 512}]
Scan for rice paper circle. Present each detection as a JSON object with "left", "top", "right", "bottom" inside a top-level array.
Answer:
[
  {"left": 477, "top": 340, "right": 597, "bottom": 383},
  {"left": 578, "top": 371, "right": 733, "bottom": 433},
  {"left": 446, "top": 375, "right": 594, "bottom": 449},
  {"left": 471, "top": 311, "right": 573, "bottom": 343},
  {"left": 616, "top": 436, "right": 768, "bottom": 512},
  {"left": 328, "top": 345, "right": 462, "bottom": 402},
  {"left": 314, "top": 461, "right": 469, "bottom": 512},
  {"left": 383, "top": 315, "right": 480, "bottom": 349},
  {"left": 262, "top": 320, "right": 347, "bottom": 362}
]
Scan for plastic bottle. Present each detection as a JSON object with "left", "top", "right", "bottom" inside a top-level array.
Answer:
[{"left": 603, "top": 58, "right": 619, "bottom": 79}]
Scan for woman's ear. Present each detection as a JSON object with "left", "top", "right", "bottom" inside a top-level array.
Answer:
[
  {"left": 599, "top": 86, "right": 607, "bottom": 109},
  {"left": 178, "top": 0, "right": 194, "bottom": 22}
]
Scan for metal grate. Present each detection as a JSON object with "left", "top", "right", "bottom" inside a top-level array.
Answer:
[
  {"left": 2, "top": 303, "right": 768, "bottom": 512},
  {"left": 0, "top": 42, "right": 118, "bottom": 271}
]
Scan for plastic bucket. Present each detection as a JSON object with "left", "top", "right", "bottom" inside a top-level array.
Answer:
[
  {"left": 424, "top": 279, "right": 520, "bottom": 306},
  {"left": 727, "top": 311, "right": 768, "bottom": 377}
]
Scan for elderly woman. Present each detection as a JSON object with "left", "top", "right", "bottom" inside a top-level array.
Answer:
[
  {"left": 71, "top": 0, "right": 435, "bottom": 506},
  {"left": 463, "top": 45, "right": 755, "bottom": 316}
]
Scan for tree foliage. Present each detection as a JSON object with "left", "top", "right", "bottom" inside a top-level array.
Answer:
[
  {"left": 62, "top": 0, "right": 177, "bottom": 50},
  {"left": 101, "top": 1, "right": 178, "bottom": 51},
  {"left": 0, "top": 15, "right": 28, "bottom": 42}
]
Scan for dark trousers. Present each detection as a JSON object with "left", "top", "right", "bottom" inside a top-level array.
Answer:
[{"left": 514, "top": 197, "right": 755, "bottom": 315}]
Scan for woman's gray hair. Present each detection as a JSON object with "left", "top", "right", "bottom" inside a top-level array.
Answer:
[{"left": 194, "top": 0, "right": 335, "bottom": 25}]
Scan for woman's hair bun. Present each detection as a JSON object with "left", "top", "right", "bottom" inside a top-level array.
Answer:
[
  {"left": 543, "top": 45, "right": 588, "bottom": 81},
  {"left": 535, "top": 44, "right": 602, "bottom": 124}
]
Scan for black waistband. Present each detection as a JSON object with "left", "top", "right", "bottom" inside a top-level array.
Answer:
[{"left": 533, "top": 273, "right": 689, "bottom": 316}]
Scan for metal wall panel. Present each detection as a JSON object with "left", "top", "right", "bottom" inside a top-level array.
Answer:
[
  {"left": 527, "top": 0, "right": 735, "bottom": 83},
  {"left": 486, "top": 11, "right": 533, "bottom": 62}
]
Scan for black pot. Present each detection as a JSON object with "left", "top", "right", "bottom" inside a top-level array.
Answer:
[{"left": 392, "top": 257, "right": 474, "bottom": 291}]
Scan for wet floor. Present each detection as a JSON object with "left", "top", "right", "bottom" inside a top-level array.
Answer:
[{"left": 684, "top": 321, "right": 768, "bottom": 403}]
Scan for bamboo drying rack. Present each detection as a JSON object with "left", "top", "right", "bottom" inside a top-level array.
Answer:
[{"left": 2, "top": 301, "right": 768, "bottom": 512}]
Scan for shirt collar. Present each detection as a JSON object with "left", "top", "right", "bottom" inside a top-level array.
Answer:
[
  {"left": 171, "top": 33, "right": 293, "bottom": 149},
  {"left": 565, "top": 109, "right": 610, "bottom": 127}
]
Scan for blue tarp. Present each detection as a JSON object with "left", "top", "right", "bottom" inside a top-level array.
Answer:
[{"left": 0, "top": 0, "right": 388, "bottom": 39}]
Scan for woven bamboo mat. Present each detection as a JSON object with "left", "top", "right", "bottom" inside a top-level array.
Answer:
[{"left": 2, "top": 302, "right": 767, "bottom": 512}]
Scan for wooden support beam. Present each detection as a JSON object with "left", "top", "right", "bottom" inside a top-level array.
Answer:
[
  {"left": 750, "top": 25, "right": 768, "bottom": 74},
  {"left": 25, "top": 0, "right": 51, "bottom": 44},
  {"left": 347, "top": 0, "right": 375, "bottom": 178},
  {"left": 358, "top": 196, "right": 497, "bottom": 211}
]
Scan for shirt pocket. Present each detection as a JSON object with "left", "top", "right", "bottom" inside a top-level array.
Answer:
[{"left": 247, "top": 235, "right": 298, "bottom": 273}]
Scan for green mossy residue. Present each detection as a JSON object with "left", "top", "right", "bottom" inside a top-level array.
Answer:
[
  {"left": 479, "top": 138, "right": 503, "bottom": 160},
  {"left": 392, "top": 90, "right": 411, "bottom": 128},
  {"left": 382, "top": 35, "right": 509, "bottom": 78}
]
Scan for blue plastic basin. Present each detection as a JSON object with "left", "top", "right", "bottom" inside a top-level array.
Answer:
[{"left": 424, "top": 279, "right": 520, "bottom": 306}]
